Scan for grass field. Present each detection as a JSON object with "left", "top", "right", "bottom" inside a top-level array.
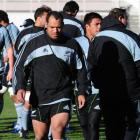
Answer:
[{"left": 0, "top": 93, "right": 106, "bottom": 140}]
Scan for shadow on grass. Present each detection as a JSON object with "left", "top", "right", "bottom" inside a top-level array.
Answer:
[
  {"left": 0, "top": 117, "right": 16, "bottom": 133},
  {"left": 0, "top": 129, "right": 13, "bottom": 133},
  {"left": 0, "top": 117, "right": 16, "bottom": 121}
]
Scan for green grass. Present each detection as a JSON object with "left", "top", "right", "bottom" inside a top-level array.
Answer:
[
  {"left": 0, "top": 93, "right": 35, "bottom": 140},
  {"left": 0, "top": 93, "right": 106, "bottom": 140}
]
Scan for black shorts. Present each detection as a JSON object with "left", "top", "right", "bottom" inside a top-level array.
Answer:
[
  {"left": 31, "top": 101, "right": 71, "bottom": 123},
  {"left": 78, "top": 94, "right": 100, "bottom": 115},
  {"left": 77, "top": 94, "right": 100, "bottom": 126}
]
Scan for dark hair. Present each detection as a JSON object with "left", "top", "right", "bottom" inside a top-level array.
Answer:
[
  {"left": 84, "top": 12, "right": 102, "bottom": 25},
  {"left": 63, "top": 1, "right": 79, "bottom": 13},
  {"left": 109, "top": 8, "right": 127, "bottom": 19},
  {"left": 0, "top": 10, "right": 9, "bottom": 23},
  {"left": 34, "top": 7, "right": 52, "bottom": 20},
  {"left": 47, "top": 11, "right": 63, "bottom": 24}
]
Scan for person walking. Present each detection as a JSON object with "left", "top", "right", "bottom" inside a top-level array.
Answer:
[
  {"left": 0, "top": 10, "right": 14, "bottom": 115},
  {"left": 75, "top": 12, "right": 102, "bottom": 140},
  {"left": 13, "top": 11, "right": 87, "bottom": 140},
  {"left": 61, "top": 0, "right": 84, "bottom": 38},
  {"left": 87, "top": 11, "right": 140, "bottom": 140}
]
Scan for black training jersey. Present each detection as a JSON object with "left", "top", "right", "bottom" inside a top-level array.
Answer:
[
  {"left": 6, "top": 23, "right": 19, "bottom": 46},
  {"left": 0, "top": 25, "right": 12, "bottom": 74},
  {"left": 13, "top": 32, "right": 88, "bottom": 106},
  {"left": 88, "top": 16, "right": 140, "bottom": 101},
  {"left": 62, "top": 13, "right": 84, "bottom": 38},
  {"left": 15, "top": 26, "right": 45, "bottom": 55}
]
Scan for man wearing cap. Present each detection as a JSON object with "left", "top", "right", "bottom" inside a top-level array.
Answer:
[{"left": 20, "top": 18, "right": 35, "bottom": 28}]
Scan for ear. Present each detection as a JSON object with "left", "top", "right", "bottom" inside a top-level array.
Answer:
[
  {"left": 0, "top": 20, "right": 4, "bottom": 25},
  {"left": 75, "top": 10, "right": 78, "bottom": 14},
  {"left": 118, "top": 16, "right": 123, "bottom": 22},
  {"left": 73, "top": 10, "right": 78, "bottom": 17},
  {"left": 85, "top": 24, "right": 89, "bottom": 29}
]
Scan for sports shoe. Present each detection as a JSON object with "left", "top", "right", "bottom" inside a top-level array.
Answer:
[
  {"left": 11, "top": 122, "right": 21, "bottom": 133},
  {"left": 19, "top": 128, "right": 29, "bottom": 139},
  {"left": 11, "top": 127, "right": 21, "bottom": 134},
  {"left": 14, "top": 123, "right": 21, "bottom": 129}
]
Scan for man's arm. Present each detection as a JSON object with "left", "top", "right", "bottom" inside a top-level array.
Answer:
[
  {"left": 12, "top": 40, "right": 31, "bottom": 95},
  {"left": 73, "top": 40, "right": 88, "bottom": 108},
  {"left": 7, "top": 47, "right": 14, "bottom": 81},
  {"left": 2, "top": 27, "right": 14, "bottom": 81}
]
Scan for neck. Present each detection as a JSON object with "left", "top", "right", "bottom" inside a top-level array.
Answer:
[
  {"left": 1, "top": 22, "right": 8, "bottom": 27},
  {"left": 86, "top": 32, "right": 94, "bottom": 41},
  {"left": 35, "top": 21, "right": 44, "bottom": 28}
]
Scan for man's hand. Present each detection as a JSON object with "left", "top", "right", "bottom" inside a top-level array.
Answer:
[
  {"left": 78, "top": 95, "right": 86, "bottom": 109},
  {"left": 16, "top": 89, "right": 26, "bottom": 103}
]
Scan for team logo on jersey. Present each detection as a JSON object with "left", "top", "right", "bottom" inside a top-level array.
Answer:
[
  {"left": 94, "top": 105, "right": 100, "bottom": 110},
  {"left": 31, "top": 110, "right": 37, "bottom": 117},
  {"left": 63, "top": 50, "right": 71, "bottom": 62},
  {"left": 43, "top": 48, "right": 48, "bottom": 52},
  {"left": 63, "top": 105, "right": 70, "bottom": 111},
  {"left": 65, "top": 50, "right": 70, "bottom": 54}
]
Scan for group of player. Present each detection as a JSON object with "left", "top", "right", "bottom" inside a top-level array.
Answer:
[{"left": 1, "top": 1, "right": 140, "bottom": 140}]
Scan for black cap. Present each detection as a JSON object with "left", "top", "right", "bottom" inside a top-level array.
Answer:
[{"left": 20, "top": 18, "right": 34, "bottom": 27}]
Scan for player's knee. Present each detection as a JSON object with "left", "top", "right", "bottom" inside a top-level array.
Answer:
[
  {"left": 51, "top": 126, "right": 62, "bottom": 133},
  {"left": 51, "top": 123, "right": 65, "bottom": 135},
  {"left": 35, "top": 134, "right": 46, "bottom": 140},
  {"left": 24, "top": 101, "right": 31, "bottom": 109},
  {"left": 53, "top": 139, "right": 64, "bottom": 140},
  {"left": 10, "top": 95, "right": 17, "bottom": 102}
]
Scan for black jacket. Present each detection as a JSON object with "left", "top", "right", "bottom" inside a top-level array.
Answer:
[
  {"left": 13, "top": 32, "right": 88, "bottom": 106},
  {"left": 15, "top": 26, "right": 45, "bottom": 55},
  {"left": 62, "top": 12, "right": 84, "bottom": 38},
  {"left": 87, "top": 15, "right": 140, "bottom": 101}
]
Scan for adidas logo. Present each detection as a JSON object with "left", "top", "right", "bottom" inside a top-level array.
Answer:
[
  {"left": 94, "top": 105, "right": 100, "bottom": 110},
  {"left": 31, "top": 110, "right": 36, "bottom": 115},
  {"left": 63, "top": 105, "right": 69, "bottom": 110}
]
